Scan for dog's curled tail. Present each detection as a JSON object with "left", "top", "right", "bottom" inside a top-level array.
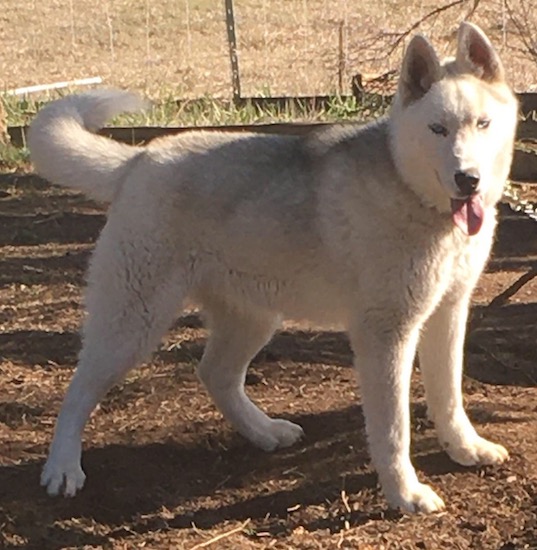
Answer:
[{"left": 28, "top": 89, "right": 146, "bottom": 202}]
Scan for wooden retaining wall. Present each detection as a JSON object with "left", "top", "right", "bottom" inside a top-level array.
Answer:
[{"left": 7, "top": 93, "right": 537, "bottom": 183}]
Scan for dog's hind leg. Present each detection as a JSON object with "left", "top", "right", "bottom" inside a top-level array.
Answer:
[
  {"left": 198, "top": 305, "right": 304, "bottom": 451},
  {"left": 41, "top": 226, "right": 186, "bottom": 497}
]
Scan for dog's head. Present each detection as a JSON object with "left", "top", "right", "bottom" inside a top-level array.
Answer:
[{"left": 389, "top": 22, "right": 518, "bottom": 236}]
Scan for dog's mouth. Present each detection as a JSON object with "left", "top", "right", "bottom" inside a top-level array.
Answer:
[{"left": 450, "top": 194, "right": 484, "bottom": 236}]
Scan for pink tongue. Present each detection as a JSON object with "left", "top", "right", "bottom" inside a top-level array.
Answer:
[{"left": 450, "top": 195, "right": 484, "bottom": 236}]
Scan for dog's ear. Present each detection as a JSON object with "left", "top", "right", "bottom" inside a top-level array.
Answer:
[
  {"left": 456, "top": 21, "right": 504, "bottom": 82},
  {"left": 398, "top": 34, "right": 441, "bottom": 105}
]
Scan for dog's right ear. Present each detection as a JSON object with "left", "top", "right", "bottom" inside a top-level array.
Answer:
[
  {"left": 455, "top": 22, "right": 505, "bottom": 82},
  {"left": 398, "top": 34, "right": 441, "bottom": 106}
]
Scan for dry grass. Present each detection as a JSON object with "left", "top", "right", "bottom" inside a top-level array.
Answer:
[
  {"left": 0, "top": 0, "right": 536, "bottom": 102},
  {"left": 0, "top": 98, "right": 7, "bottom": 143}
]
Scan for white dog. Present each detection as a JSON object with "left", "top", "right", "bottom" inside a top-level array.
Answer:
[{"left": 28, "top": 22, "right": 518, "bottom": 513}]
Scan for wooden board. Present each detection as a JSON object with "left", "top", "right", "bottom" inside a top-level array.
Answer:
[{"left": 7, "top": 92, "right": 537, "bottom": 182}]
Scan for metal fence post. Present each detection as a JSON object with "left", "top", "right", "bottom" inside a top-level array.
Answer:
[{"left": 224, "top": 0, "right": 241, "bottom": 102}]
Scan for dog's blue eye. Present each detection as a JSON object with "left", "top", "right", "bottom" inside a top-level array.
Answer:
[
  {"left": 477, "top": 118, "right": 490, "bottom": 130},
  {"left": 429, "top": 123, "right": 448, "bottom": 136}
]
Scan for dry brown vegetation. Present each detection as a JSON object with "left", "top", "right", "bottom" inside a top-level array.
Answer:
[
  {"left": 0, "top": 0, "right": 536, "bottom": 100},
  {"left": 0, "top": 99, "right": 8, "bottom": 143}
]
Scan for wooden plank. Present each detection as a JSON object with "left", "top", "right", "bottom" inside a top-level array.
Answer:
[
  {"left": 8, "top": 92, "right": 533, "bottom": 144},
  {"left": 518, "top": 119, "right": 537, "bottom": 141},
  {"left": 7, "top": 122, "right": 330, "bottom": 148},
  {"left": 100, "top": 123, "right": 327, "bottom": 144},
  {"left": 8, "top": 119, "right": 537, "bottom": 184},
  {"left": 10, "top": 117, "right": 537, "bottom": 145},
  {"left": 8, "top": 126, "right": 25, "bottom": 147},
  {"left": 519, "top": 93, "right": 537, "bottom": 117},
  {"left": 512, "top": 149, "right": 537, "bottom": 183}
]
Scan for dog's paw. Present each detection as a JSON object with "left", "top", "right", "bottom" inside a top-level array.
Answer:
[
  {"left": 41, "top": 456, "right": 86, "bottom": 497},
  {"left": 385, "top": 481, "right": 446, "bottom": 514},
  {"left": 445, "top": 435, "right": 509, "bottom": 467},
  {"left": 251, "top": 418, "right": 305, "bottom": 452}
]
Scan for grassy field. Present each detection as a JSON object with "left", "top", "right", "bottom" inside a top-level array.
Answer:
[
  {"left": 1, "top": 0, "right": 536, "bottom": 150},
  {"left": 0, "top": 0, "right": 536, "bottom": 104}
]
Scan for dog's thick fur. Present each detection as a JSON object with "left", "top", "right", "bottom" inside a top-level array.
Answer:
[{"left": 28, "top": 22, "right": 518, "bottom": 512}]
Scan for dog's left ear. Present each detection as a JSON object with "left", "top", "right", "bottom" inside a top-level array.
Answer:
[
  {"left": 456, "top": 22, "right": 505, "bottom": 82},
  {"left": 398, "top": 34, "right": 441, "bottom": 105}
]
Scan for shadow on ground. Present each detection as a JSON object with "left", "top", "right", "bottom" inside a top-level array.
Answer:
[{"left": 0, "top": 397, "right": 525, "bottom": 550}]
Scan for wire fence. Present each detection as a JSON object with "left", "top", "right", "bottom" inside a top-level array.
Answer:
[{"left": 0, "top": 0, "right": 536, "bottom": 100}]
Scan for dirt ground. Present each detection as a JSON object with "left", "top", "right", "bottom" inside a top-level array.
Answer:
[{"left": 0, "top": 172, "right": 536, "bottom": 549}]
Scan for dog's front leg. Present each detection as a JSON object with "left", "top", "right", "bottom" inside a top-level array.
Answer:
[
  {"left": 419, "top": 294, "right": 509, "bottom": 466},
  {"left": 349, "top": 321, "right": 445, "bottom": 513}
]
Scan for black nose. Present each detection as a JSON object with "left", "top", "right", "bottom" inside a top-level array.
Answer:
[{"left": 454, "top": 170, "right": 480, "bottom": 196}]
